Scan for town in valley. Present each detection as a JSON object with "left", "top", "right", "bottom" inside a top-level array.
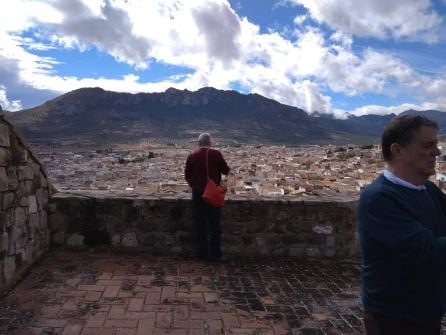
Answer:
[{"left": 34, "top": 139, "right": 446, "bottom": 198}]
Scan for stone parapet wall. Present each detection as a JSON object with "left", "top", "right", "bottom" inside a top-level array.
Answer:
[
  {"left": 48, "top": 193, "right": 359, "bottom": 257},
  {"left": 0, "top": 112, "right": 51, "bottom": 292}
]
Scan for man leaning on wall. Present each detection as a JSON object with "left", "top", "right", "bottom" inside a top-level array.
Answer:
[
  {"left": 358, "top": 115, "right": 446, "bottom": 335},
  {"left": 185, "top": 133, "right": 230, "bottom": 262}
]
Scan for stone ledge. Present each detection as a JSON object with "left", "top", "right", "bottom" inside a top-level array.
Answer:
[
  {"left": 48, "top": 193, "right": 359, "bottom": 258},
  {"left": 52, "top": 190, "right": 359, "bottom": 203}
]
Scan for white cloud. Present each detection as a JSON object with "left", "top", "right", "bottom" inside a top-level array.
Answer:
[
  {"left": 339, "top": 102, "right": 446, "bottom": 118},
  {"left": 425, "top": 78, "right": 446, "bottom": 98},
  {"left": 0, "top": 0, "right": 63, "bottom": 33},
  {"left": 288, "top": 0, "right": 443, "bottom": 41},
  {"left": 293, "top": 15, "right": 307, "bottom": 26},
  {"left": 191, "top": 1, "right": 241, "bottom": 65},
  {"left": 44, "top": 0, "right": 153, "bottom": 69},
  {"left": 0, "top": 0, "right": 445, "bottom": 120},
  {"left": 300, "top": 80, "right": 333, "bottom": 115},
  {"left": 319, "top": 48, "right": 418, "bottom": 96},
  {"left": 0, "top": 86, "right": 22, "bottom": 111}
]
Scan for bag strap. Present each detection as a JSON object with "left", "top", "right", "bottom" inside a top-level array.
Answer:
[{"left": 205, "top": 148, "right": 210, "bottom": 180}]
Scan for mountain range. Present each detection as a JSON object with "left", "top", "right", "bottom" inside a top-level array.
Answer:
[{"left": 3, "top": 87, "right": 446, "bottom": 146}]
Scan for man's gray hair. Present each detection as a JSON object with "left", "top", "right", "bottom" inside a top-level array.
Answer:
[{"left": 198, "top": 133, "right": 211, "bottom": 145}]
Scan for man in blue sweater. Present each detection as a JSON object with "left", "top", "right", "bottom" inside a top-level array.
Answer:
[{"left": 358, "top": 115, "right": 446, "bottom": 334}]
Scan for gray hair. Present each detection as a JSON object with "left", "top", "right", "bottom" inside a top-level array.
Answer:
[{"left": 198, "top": 133, "right": 211, "bottom": 146}]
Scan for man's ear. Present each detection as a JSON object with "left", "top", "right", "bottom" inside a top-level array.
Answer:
[{"left": 390, "top": 143, "right": 403, "bottom": 160}]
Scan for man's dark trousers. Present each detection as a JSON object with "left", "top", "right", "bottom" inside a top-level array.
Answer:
[{"left": 192, "top": 190, "right": 222, "bottom": 260}]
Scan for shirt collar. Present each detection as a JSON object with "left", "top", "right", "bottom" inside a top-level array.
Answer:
[{"left": 383, "top": 169, "right": 426, "bottom": 191}]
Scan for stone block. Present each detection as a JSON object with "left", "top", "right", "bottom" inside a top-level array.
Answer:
[
  {"left": 7, "top": 227, "right": 19, "bottom": 255},
  {"left": 326, "top": 236, "right": 336, "bottom": 247},
  {"left": 2, "top": 192, "right": 14, "bottom": 209},
  {"left": 28, "top": 195, "right": 38, "bottom": 213},
  {"left": 276, "top": 208, "right": 292, "bottom": 221},
  {"left": 40, "top": 172, "right": 48, "bottom": 188},
  {"left": 122, "top": 232, "right": 138, "bottom": 247},
  {"left": 17, "top": 226, "right": 27, "bottom": 250},
  {"left": 35, "top": 188, "right": 43, "bottom": 210},
  {"left": 304, "top": 209, "right": 318, "bottom": 221},
  {"left": 324, "top": 249, "right": 336, "bottom": 257},
  {"left": 255, "top": 236, "right": 266, "bottom": 247},
  {"left": 67, "top": 233, "right": 85, "bottom": 246},
  {"left": 140, "top": 233, "right": 156, "bottom": 246},
  {"left": 305, "top": 248, "right": 321, "bottom": 257},
  {"left": 52, "top": 231, "right": 65, "bottom": 246},
  {"left": 47, "top": 203, "right": 57, "bottom": 213},
  {"left": 15, "top": 207, "right": 26, "bottom": 227},
  {"left": 289, "top": 247, "right": 304, "bottom": 257},
  {"left": 48, "top": 212, "right": 65, "bottom": 231},
  {"left": 272, "top": 247, "right": 286, "bottom": 256},
  {"left": 18, "top": 166, "right": 33, "bottom": 181},
  {"left": 132, "top": 199, "right": 145, "bottom": 207},
  {"left": 20, "top": 196, "right": 27, "bottom": 206},
  {"left": 176, "top": 232, "right": 194, "bottom": 245},
  {"left": 14, "top": 207, "right": 26, "bottom": 227},
  {"left": 111, "top": 234, "right": 121, "bottom": 247},
  {"left": 30, "top": 160, "right": 40, "bottom": 179},
  {"left": 5, "top": 209, "right": 14, "bottom": 227},
  {"left": 266, "top": 223, "right": 287, "bottom": 233},
  {"left": 225, "top": 245, "right": 242, "bottom": 254},
  {"left": 43, "top": 190, "right": 49, "bottom": 208},
  {"left": 0, "top": 232, "right": 8, "bottom": 254},
  {"left": 259, "top": 247, "right": 270, "bottom": 256},
  {"left": 7, "top": 167, "right": 18, "bottom": 191},
  {"left": 17, "top": 145, "right": 28, "bottom": 163},
  {"left": 170, "top": 245, "right": 181, "bottom": 253},
  {"left": 281, "top": 234, "right": 304, "bottom": 245},
  {"left": 40, "top": 210, "right": 47, "bottom": 229},
  {"left": 3, "top": 256, "right": 15, "bottom": 281},
  {"left": 24, "top": 180, "right": 33, "bottom": 193},
  {"left": 246, "top": 221, "right": 266, "bottom": 233},
  {"left": 28, "top": 213, "right": 39, "bottom": 239},
  {"left": 158, "top": 234, "right": 175, "bottom": 246},
  {"left": 0, "top": 124, "right": 10, "bottom": 147},
  {"left": 312, "top": 225, "right": 333, "bottom": 235},
  {"left": 25, "top": 242, "right": 34, "bottom": 262},
  {"left": 0, "top": 148, "right": 10, "bottom": 166},
  {"left": 242, "top": 235, "right": 254, "bottom": 246},
  {"left": 18, "top": 181, "right": 32, "bottom": 194},
  {"left": 0, "top": 211, "right": 6, "bottom": 230},
  {"left": 0, "top": 167, "right": 8, "bottom": 192}
]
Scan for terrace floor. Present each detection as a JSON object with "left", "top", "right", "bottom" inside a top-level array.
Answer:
[{"left": 0, "top": 249, "right": 427, "bottom": 335}]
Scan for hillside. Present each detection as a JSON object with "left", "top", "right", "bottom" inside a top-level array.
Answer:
[{"left": 4, "top": 87, "right": 444, "bottom": 146}]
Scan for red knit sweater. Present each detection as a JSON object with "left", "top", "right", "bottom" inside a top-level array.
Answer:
[{"left": 185, "top": 147, "right": 230, "bottom": 193}]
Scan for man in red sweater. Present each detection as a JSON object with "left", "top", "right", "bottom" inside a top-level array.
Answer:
[{"left": 185, "top": 133, "right": 230, "bottom": 261}]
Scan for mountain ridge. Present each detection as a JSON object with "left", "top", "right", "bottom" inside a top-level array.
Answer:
[{"left": 4, "top": 87, "right": 445, "bottom": 145}]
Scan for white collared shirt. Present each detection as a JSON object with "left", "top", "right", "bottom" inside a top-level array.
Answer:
[{"left": 383, "top": 169, "right": 426, "bottom": 191}]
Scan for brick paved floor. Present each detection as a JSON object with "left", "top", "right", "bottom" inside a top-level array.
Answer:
[{"left": 0, "top": 249, "right": 439, "bottom": 335}]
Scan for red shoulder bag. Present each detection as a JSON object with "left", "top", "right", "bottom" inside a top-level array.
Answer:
[{"left": 202, "top": 149, "right": 226, "bottom": 207}]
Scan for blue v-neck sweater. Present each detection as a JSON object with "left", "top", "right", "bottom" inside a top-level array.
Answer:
[{"left": 358, "top": 174, "right": 446, "bottom": 323}]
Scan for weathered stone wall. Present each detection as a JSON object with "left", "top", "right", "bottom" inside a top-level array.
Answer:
[
  {"left": 49, "top": 193, "right": 358, "bottom": 257},
  {"left": 0, "top": 111, "right": 52, "bottom": 292}
]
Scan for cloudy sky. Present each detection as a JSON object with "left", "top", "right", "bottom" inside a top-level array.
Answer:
[{"left": 1, "top": 0, "right": 446, "bottom": 118}]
